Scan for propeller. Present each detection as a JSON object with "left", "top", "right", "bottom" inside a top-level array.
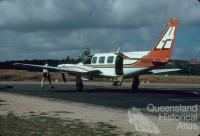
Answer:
[
  {"left": 79, "top": 48, "right": 92, "bottom": 63},
  {"left": 112, "top": 47, "right": 125, "bottom": 57},
  {"left": 112, "top": 47, "right": 140, "bottom": 60}
]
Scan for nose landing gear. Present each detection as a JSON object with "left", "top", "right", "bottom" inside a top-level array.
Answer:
[{"left": 113, "top": 76, "right": 124, "bottom": 86}]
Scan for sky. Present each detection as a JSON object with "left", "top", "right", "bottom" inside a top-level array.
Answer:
[{"left": 0, "top": 0, "right": 200, "bottom": 61}]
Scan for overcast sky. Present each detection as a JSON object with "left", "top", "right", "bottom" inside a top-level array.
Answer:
[{"left": 0, "top": 0, "right": 200, "bottom": 61}]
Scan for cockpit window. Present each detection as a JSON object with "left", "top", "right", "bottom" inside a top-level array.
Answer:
[
  {"left": 92, "top": 57, "right": 97, "bottom": 64},
  {"left": 99, "top": 56, "right": 105, "bottom": 64},
  {"left": 107, "top": 56, "right": 114, "bottom": 63}
]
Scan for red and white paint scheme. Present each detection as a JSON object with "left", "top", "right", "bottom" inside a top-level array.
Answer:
[{"left": 14, "top": 19, "right": 180, "bottom": 90}]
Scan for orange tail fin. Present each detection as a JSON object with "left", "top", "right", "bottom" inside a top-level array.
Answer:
[{"left": 135, "top": 19, "right": 179, "bottom": 67}]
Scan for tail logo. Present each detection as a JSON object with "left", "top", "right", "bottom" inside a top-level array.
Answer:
[{"left": 156, "top": 26, "right": 175, "bottom": 50}]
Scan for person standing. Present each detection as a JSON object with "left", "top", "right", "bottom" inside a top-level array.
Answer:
[{"left": 41, "top": 61, "right": 54, "bottom": 89}]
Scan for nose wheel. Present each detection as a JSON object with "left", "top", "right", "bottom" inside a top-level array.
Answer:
[
  {"left": 113, "top": 76, "right": 123, "bottom": 86},
  {"left": 132, "top": 76, "right": 139, "bottom": 90}
]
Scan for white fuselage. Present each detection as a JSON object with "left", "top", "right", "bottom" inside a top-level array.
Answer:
[
  {"left": 57, "top": 51, "right": 150, "bottom": 78},
  {"left": 89, "top": 51, "right": 150, "bottom": 77}
]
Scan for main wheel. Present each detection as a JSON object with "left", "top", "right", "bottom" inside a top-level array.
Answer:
[
  {"left": 132, "top": 76, "right": 139, "bottom": 91},
  {"left": 76, "top": 74, "right": 84, "bottom": 91},
  {"left": 76, "top": 82, "right": 83, "bottom": 91}
]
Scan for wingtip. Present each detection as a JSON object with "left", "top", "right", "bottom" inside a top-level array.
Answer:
[{"left": 13, "top": 63, "right": 22, "bottom": 66}]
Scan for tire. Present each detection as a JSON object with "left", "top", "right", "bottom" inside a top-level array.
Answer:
[{"left": 131, "top": 77, "right": 139, "bottom": 91}]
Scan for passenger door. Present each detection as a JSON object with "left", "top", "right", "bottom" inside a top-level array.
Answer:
[{"left": 115, "top": 56, "right": 123, "bottom": 75}]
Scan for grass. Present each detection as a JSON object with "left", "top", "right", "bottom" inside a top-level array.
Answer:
[
  {"left": 0, "top": 112, "right": 129, "bottom": 136},
  {"left": 0, "top": 70, "right": 70, "bottom": 82}
]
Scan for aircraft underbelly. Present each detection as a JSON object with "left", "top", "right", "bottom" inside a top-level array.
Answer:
[
  {"left": 124, "top": 67, "right": 146, "bottom": 75},
  {"left": 97, "top": 68, "right": 115, "bottom": 76},
  {"left": 97, "top": 67, "right": 147, "bottom": 77}
]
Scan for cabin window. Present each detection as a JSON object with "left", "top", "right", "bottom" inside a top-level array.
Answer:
[
  {"left": 92, "top": 57, "right": 97, "bottom": 64},
  {"left": 107, "top": 56, "right": 114, "bottom": 63},
  {"left": 99, "top": 56, "right": 105, "bottom": 64}
]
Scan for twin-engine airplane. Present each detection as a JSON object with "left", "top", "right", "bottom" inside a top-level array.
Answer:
[{"left": 14, "top": 19, "right": 180, "bottom": 91}]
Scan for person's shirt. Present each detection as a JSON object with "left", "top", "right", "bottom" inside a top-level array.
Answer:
[{"left": 43, "top": 63, "right": 48, "bottom": 73}]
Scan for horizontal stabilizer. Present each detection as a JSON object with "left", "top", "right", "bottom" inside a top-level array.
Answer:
[{"left": 150, "top": 68, "right": 181, "bottom": 74}]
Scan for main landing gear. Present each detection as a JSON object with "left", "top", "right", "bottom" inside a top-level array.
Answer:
[
  {"left": 76, "top": 74, "right": 84, "bottom": 91},
  {"left": 62, "top": 73, "right": 84, "bottom": 91},
  {"left": 132, "top": 76, "right": 139, "bottom": 91}
]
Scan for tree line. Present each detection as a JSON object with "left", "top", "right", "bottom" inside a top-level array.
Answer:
[
  {"left": 0, "top": 56, "right": 80, "bottom": 71},
  {"left": 0, "top": 57, "right": 200, "bottom": 75}
]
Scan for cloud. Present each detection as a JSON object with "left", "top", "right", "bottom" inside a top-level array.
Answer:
[
  {"left": 0, "top": 29, "right": 136, "bottom": 60},
  {"left": 0, "top": 0, "right": 200, "bottom": 60},
  {"left": 0, "top": 0, "right": 200, "bottom": 31}
]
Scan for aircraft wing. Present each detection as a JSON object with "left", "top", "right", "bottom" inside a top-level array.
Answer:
[
  {"left": 13, "top": 63, "right": 101, "bottom": 75},
  {"left": 149, "top": 68, "right": 181, "bottom": 74}
]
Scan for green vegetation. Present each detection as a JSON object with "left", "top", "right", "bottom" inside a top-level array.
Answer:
[
  {"left": 0, "top": 57, "right": 200, "bottom": 75},
  {"left": 0, "top": 57, "right": 80, "bottom": 70},
  {"left": 0, "top": 112, "right": 127, "bottom": 136},
  {"left": 163, "top": 63, "right": 200, "bottom": 75},
  {"left": 0, "top": 70, "right": 75, "bottom": 81}
]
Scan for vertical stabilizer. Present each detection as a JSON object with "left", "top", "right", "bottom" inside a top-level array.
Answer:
[{"left": 134, "top": 19, "right": 179, "bottom": 67}]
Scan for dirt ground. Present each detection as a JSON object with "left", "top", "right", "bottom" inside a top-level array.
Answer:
[{"left": 0, "top": 92, "right": 199, "bottom": 136}]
